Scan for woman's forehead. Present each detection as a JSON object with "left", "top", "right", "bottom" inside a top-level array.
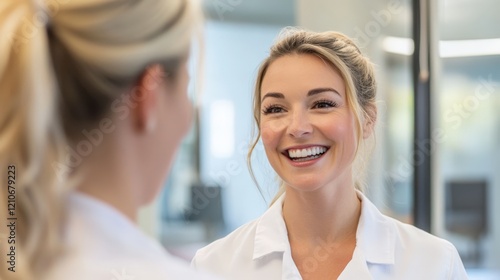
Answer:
[{"left": 260, "top": 54, "right": 346, "bottom": 100}]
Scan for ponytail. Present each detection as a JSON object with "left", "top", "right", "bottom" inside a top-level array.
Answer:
[
  {"left": 0, "top": 1, "right": 67, "bottom": 279},
  {"left": 1, "top": 0, "right": 202, "bottom": 279}
]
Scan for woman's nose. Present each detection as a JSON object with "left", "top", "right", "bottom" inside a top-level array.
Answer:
[{"left": 287, "top": 110, "right": 312, "bottom": 138}]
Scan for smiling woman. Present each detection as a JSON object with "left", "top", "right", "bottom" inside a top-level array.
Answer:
[
  {"left": 191, "top": 28, "right": 468, "bottom": 280},
  {"left": 254, "top": 31, "right": 378, "bottom": 204}
]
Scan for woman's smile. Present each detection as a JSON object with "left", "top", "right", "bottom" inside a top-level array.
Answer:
[{"left": 281, "top": 145, "right": 330, "bottom": 167}]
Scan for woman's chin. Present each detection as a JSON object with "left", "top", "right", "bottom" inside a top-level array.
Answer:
[{"left": 284, "top": 179, "right": 325, "bottom": 193}]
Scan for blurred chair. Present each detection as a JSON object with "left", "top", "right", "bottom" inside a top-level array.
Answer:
[
  {"left": 445, "top": 180, "right": 488, "bottom": 266},
  {"left": 186, "top": 184, "right": 225, "bottom": 242}
]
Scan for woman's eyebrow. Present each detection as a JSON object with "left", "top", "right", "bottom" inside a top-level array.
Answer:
[
  {"left": 261, "top": 92, "right": 284, "bottom": 102},
  {"left": 308, "top": 87, "right": 340, "bottom": 97},
  {"left": 261, "top": 87, "right": 340, "bottom": 102}
]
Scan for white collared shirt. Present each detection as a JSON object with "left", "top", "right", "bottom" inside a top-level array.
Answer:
[
  {"left": 192, "top": 192, "right": 468, "bottom": 280},
  {"left": 43, "top": 192, "right": 217, "bottom": 280}
]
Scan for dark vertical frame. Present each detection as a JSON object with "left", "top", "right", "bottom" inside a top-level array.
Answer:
[{"left": 412, "top": 0, "right": 432, "bottom": 232}]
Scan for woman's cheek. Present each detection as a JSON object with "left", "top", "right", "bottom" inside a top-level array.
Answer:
[
  {"left": 320, "top": 113, "right": 354, "bottom": 141},
  {"left": 260, "top": 120, "right": 284, "bottom": 147}
]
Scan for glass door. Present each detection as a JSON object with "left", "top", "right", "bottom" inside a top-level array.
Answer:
[{"left": 434, "top": 0, "right": 500, "bottom": 274}]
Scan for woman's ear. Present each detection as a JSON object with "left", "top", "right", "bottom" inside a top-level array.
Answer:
[
  {"left": 130, "top": 64, "right": 166, "bottom": 133},
  {"left": 362, "top": 105, "right": 377, "bottom": 139}
]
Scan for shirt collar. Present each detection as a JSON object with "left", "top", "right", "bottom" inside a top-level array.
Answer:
[
  {"left": 65, "top": 192, "right": 143, "bottom": 242},
  {"left": 252, "top": 191, "right": 397, "bottom": 265},
  {"left": 253, "top": 194, "right": 289, "bottom": 260},
  {"left": 355, "top": 191, "right": 396, "bottom": 265}
]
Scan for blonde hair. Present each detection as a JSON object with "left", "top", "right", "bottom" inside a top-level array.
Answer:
[
  {"left": 247, "top": 28, "right": 377, "bottom": 205},
  {"left": 0, "top": 0, "right": 202, "bottom": 279}
]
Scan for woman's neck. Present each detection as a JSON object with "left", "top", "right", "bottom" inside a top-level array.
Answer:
[
  {"left": 282, "top": 183, "right": 361, "bottom": 247},
  {"left": 73, "top": 131, "right": 141, "bottom": 223}
]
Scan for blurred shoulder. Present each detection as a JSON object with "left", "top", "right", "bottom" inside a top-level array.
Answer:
[
  {"left": 194, "top": 218, "right": 259, "bottom": 262},
  {"left": 44, "top": 252, "right": 218, "bottom": 280},
  {"left": 387, "top": 216, "right": 467, "bottom": 278},
  {"left": 389, "top": 216, "right": 456, "bottom": 252}
]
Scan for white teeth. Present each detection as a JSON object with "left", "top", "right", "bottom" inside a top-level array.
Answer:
[
  {"left": 288, "top": 146, "right": 327, "bottom": 159},
  {"left": 300, "top": 149, "right": 307, "bottom": 157}
]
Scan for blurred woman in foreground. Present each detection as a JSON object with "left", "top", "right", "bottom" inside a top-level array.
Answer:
[{"left": 0, "top": 0, "right": 215, "bottom": 279}]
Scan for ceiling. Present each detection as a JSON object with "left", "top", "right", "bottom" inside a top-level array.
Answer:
[
  {"left": 202, "top": 0, "right": 500, "bottom": 40},
  {"left": 202, "top": 0, "right": 296, "bottom": 26}
]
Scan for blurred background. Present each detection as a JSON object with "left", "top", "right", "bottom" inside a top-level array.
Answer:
[{"left": 138, "top": 0, "right": 500, "bottom": 278}]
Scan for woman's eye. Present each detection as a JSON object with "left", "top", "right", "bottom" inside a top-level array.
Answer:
[
  {"left": 262, "top": 105, "right": 285, "bottom": 115},
  {"left": 313, "top": 100, "right": 338, "bottom": 109}
]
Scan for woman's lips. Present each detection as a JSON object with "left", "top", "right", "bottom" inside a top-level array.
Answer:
[{"left": 282, "top": 146, "right": 330, "bottom": 167}]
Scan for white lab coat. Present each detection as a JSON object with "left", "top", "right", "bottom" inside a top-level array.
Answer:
[
  {"left": 43, "top": 192, "right": 216, "bottom": 280},
  {"left": 192, "top": 191, "right": 468, "bottom": 280}
]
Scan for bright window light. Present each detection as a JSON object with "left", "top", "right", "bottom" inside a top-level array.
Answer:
[
  {"left": 209, "top": 100, "right": 235, "bottom": 158},
  {"left": 440, "top": 38, "right": 500, "bottom": 58},
  {"left": 383, "top": 36, "right": 500, "bottom": 58},
  {"left": 383, "top": 36, "right": 415, "bottom": 56}
]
